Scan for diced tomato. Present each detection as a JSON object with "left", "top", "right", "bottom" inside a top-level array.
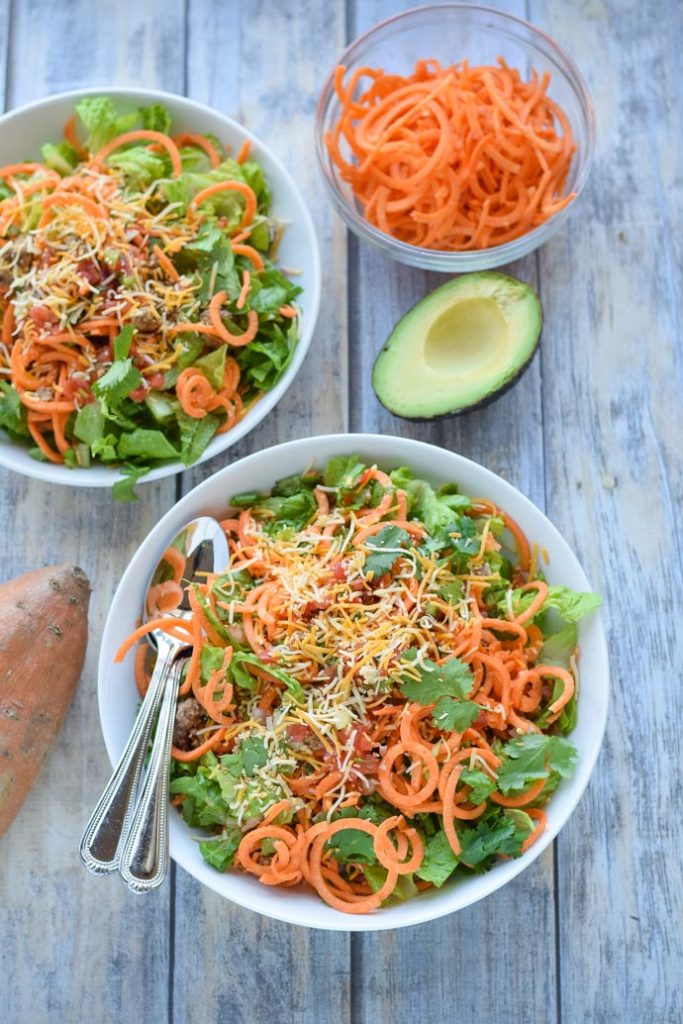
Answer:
[
  {"left": 76, "top": 259, "right": 102, "bottom": 286},
  {"left": 287, "top": 724, "right": 311, "bottom": 743},
  {"left": 128, "top": 384, "right": 148, "bottom": 402},
  {"left": 330, "top": 560, "right": 346, "bottom": 582},
  {"left": 95, "top": 343, "right": 113, "bottom": 364},
  {"left": 354, "top": 730, "right": 374, "bottom": 754},
  {"left": 339, "top": 727, "right": 374, "bottom": 754},
  {"left": 28, "top": 305, "right": 58, "bottom": 326},
  {"left": 147, "top": 372, "right": 165, "bottom": 389}
]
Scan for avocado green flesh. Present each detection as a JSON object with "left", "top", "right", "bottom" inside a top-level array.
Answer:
[{"left": 372, "top": 272, "right": 542, "bottom": 419}]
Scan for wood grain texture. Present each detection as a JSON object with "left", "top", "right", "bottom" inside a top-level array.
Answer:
[
  {"left": 0, "top": 1, "right": 183, "bottom": 1021},
  {"left": 0, "top": 0, "right": 681, "bottom": 1022},
  {"left": 172, "top": 5, "right": 351, "bottom": 1024},
  {"left": 530, "top": 0, "right": 683, "bottom": 1020}
]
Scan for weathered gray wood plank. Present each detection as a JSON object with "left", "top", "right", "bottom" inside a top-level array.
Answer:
[
  {"left": 173, "top": 5, "right": 351, "bottom": 1024},
  {"left": 0, "top": 2, "right": 183, "bottom": 1021},
  {"left": 531, "top": 0, "right": 683, "bottom": 1020},
  {"left": 346, "top": 3, "right": 556, "bottom": 1023}
]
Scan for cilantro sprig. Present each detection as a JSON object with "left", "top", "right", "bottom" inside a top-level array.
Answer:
[{"left": 398, "top": 649, "right": 483, "bottom": 731}]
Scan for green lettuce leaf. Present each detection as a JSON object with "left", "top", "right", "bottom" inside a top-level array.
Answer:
[
  {"left": 108, "top": 146, "right": 168, "bottom": 188},
  {"left": 416, "top": 829, "right": 459, "bottom": 887},
  {"left": 112, "top": 464, "right": 150, "bottom": 501},
  {"left": 0, "top": 381, "right": 29, "bottom": 439},
  {"left": 41, "top": 141, "right": 78, "bottom": 175},
  {"left": 199, "top": 830, "right": 241, "bottom": 871},
  {"left": 539, "top": 623, "right": 578, "bottom": 668},
  {"left": 75, "top": 96, "right": 137, "bottom": 153},
  {"left": 73, "top": 402, "right": 104, "bottom": 447},
  {"left": 501, "top": 584, "right": 601, "bottom": 624},
  {"left": 177, "top": 409, "right": 219, "bottom": 466},
  {"left": 117, "top": 428, "right": 178, "bottom": 461},
  {"left": 324, "top": 455, "right": 366, "bottom": 489},
  {"left": 140, "top": 102, "right": 172, "bottom": 134},
  {"left": 194, "top": 345, "right": 227, "bottom": 390}
]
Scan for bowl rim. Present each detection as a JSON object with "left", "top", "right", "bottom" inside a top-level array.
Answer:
[
  {"left": 315, "top": 2, "right": 596, "bottom": 266},
  {"left": 0, "top": 86, "right": 322, "bottom": 487},
  {"left": 98, "top": 432, "right": 610, "bottom": 931}
]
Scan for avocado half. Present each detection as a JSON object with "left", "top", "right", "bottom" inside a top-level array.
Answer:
[{"left": 372, "top": 272, "right": 542, "bottom": 419}]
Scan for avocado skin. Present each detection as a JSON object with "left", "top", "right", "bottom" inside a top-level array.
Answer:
[{"left": 372, "top": 271, "right": 542, "bottom": 421}]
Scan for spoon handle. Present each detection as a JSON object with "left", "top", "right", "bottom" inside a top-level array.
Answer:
[
  {"left": 118, "top": 655, "right": 183, "bottom": 892},
  {"left": 79, "top": 636, "right": 179, "bottom": 875}
]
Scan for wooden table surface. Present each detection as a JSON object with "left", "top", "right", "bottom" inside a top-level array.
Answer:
[{"left": 1, "top": 1, "right": 681, "bottom": 1022}]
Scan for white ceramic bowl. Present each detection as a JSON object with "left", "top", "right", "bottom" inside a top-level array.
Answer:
[
  {"left": 0, "top": 88, "right": 321, "bottom": 486},
  {"left": 99, "top": 434, "right": 609, "bottom": 930}
]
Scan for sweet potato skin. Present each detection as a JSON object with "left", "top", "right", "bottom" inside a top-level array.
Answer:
[{"left": 0, "top": 565, "right": 90, "bottom": 836}]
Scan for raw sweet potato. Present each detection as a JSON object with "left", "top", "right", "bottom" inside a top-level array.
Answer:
[{"left": 0, "top": 564, "right": 90, "bottom": 836}]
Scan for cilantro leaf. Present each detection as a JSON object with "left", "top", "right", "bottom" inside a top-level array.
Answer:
[
  {"left": 326, "top": 805, "right": 390, "bottom": 865},
  {"left": 399, "top": 650, "right": 474, "bottom": 703},
  {"left": 416, "top": 829, "right": 459, "bottom": 887},
  {"left": 92, "top": 358, "right": 141, "bottom": 405},
  {"left": 240, "top": 736, "right": 268, "bottom": 775},
  {"left": 496, "top": 733, "right": 578, "bottom": 795},
  {"left": 113, "top": 325, "right": 134, "bottom": 361},
  {"left": 432, "top": 695, "right": 481, "bottom": 731},
  {"left": 363, "top": 525, "right": 410, "bottom": 578},
  {"left": 459, "top": 768, "right": 496, "bottom": 805},
  {"left": 458, "top": 811, "right": 528, "bottom": 866}
]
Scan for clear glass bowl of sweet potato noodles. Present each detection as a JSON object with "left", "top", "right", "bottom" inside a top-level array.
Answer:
[{"left": 315, "top": 4, "right": 595, "bottom": 271}]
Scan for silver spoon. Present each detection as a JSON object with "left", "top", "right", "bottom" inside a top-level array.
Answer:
[{"left": 79, "top": 516, "right": 229, "bottom": 881}]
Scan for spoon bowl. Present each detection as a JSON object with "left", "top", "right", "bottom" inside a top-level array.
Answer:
[{"left": 79, "top": 516, "right": 228, "bottom": 878}]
